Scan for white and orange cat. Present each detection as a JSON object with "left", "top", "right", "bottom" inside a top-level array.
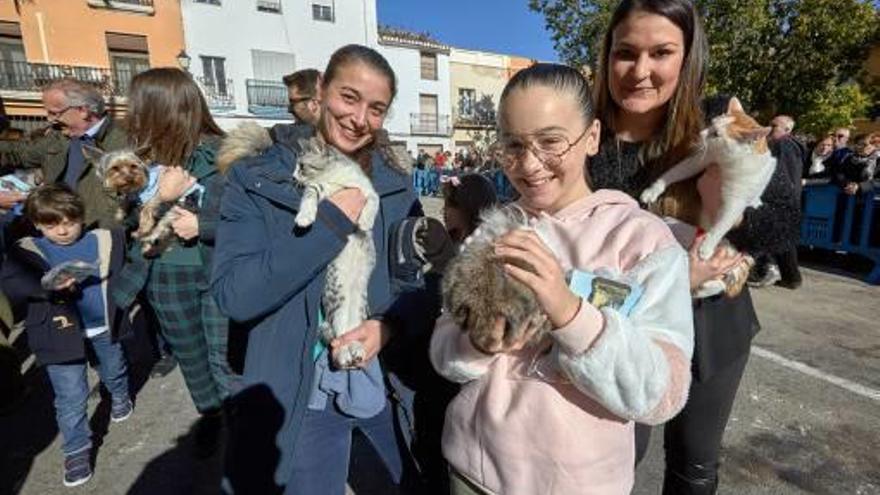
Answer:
[{"left": 641, "top": 97, "right": 776, "bottom": 297}]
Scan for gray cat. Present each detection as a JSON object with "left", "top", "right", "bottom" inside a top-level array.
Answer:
[
  {"left": 294, "top": 137, "right": 380, "bottom": 368},
  {"left": 442, "top": 205, "right": 556, "bottom": 354}
]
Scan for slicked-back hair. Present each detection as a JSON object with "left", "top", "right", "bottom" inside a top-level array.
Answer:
[
  {"left": 282, "top": 69, "right": 321, "bottom": 98},
  {"left": 322, "top": 44, "right": 397, "bottom": 103},
  {"left": 593, "top": 0, "right": 708, "bottom": 172}
]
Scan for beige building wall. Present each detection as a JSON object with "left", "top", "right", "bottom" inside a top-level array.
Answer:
[{"left": 449, "top": 48, "right": 509, "bottom": 151}]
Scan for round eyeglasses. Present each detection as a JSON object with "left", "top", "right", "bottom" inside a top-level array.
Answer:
[{"left": 499, "top": 126, "right": 590, "bottom": 168}]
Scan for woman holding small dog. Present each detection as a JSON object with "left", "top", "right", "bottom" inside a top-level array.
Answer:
[
  {"left": 430, "top": 64, "right": 695, "bottom": 495},
  {"left": 111, "top": 68, "right": 232, "bottom": 457},
  {"left": 587, "top": 0, "right": 800, "bottom": 492},
  {"left": 212, "top": 45, "right": 427, "bottom": 494}
]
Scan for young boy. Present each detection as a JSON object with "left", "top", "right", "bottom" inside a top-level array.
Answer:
[{"left": 1, "top": 184, "right": 133, "bottom": 487}]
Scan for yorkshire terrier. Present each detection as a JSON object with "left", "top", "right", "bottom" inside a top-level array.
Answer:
[{"left": 85, "top": 146, "right": 202, "bottom": 258}]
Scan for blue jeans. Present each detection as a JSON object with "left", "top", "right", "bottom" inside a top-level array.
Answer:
[
  {"left": 45, "top": 332, "right": 129, "bottom": 455},
  {"left": 286, "top": 401, "right": 405, "bottom": 495}
]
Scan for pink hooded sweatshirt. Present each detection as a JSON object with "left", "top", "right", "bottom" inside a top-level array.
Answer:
[{"left": 430, "top": 190, "right": 695, "bottom": 495}]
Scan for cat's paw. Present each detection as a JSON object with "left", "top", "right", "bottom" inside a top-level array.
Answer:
[
  {"left": 698, "top": 236, "right": 720, "bottom": 260},
  {"left": 334, "top": 341, "right": 365, "bottom": 368},
  {"left": 693, "top": 280, "right": 725, "bottom": 298},
  {"left": 640, "top": 182, "right": 666, "bottom": 204},
  {"left": 294, "top": 209, "right": 317, "bottom": 228}
]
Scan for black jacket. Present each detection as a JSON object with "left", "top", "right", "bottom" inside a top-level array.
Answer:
[{"left": 1, "top": 228, "right": 141, "bottom": 365}]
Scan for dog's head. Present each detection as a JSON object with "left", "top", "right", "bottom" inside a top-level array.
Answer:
[{"left": 85, "top": 146, "right": 150, "bottom": 195}]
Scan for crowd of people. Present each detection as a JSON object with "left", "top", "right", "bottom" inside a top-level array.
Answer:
[{"left": 0, "top": 0, "right": 874, "bottom": 493}]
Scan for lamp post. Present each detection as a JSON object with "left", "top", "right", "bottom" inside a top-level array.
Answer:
[{"left": 176, "top": 50, "right": 191, "bottom": 73}]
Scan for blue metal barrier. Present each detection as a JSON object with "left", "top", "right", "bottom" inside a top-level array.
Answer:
[{"left": 800, "top": 182, "right": 880, "bottom": 284}]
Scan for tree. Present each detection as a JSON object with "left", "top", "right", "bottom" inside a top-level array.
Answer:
[{"left": 531, "top": 0, "right": 880, "bottom": 134}]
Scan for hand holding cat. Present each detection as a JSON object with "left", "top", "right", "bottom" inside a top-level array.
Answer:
[
  {"left": 494, "top": 230, "right": 581, "bottom": 329},
  {"left": 687, "top": 234, "right": 744, "bottom": 291},
  {"left": 0, "top": 190, "right": 26, "bottom": 209},
  {"left": 330, "top": 319, "right": 391, "bottom": 369},
  {"left": 328, "top": 188, "right": 366, "bottom": 224},
  {"left": 170, "top": 206, "right": 199, "bottom": 240}
]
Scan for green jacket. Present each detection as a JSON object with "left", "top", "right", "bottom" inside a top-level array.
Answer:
[
  {"left": 0, "top": 119, "right": 128, "bottom": 229},
  {"left": 112, "top": 140, "right": 223, "bottom": 310}
]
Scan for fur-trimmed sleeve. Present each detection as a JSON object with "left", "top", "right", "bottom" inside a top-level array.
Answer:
[
  {"left": 430, "top": 313, "right": 499, "bottom": 383},
  {"left": 554, "top": 245, "right": 694, "bottom": 424}
]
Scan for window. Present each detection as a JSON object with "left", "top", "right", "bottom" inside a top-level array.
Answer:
[
  {"left": 312, "top": 3, "right": 334, "bottom": 22},
  {"left": 257, "top": 0, "right": 281, "bottom": 13},
  {"left": 420, "top": 52, "right": 437, "bottom": 80},
  {"left": 419, "top": 94, "right": 438, "bottom": 117},
  {"left": 251, "top": 50, "right": 295, "bottom": 82},
  {"left": 0, "top": 22, "right": 27, "bottom": 91},
  {"left": 458, "top": 88, "right": 476, "bottom": 118},
  {"left": 201, "top": 56, "right": 228, "bottom": 96},
  {"left": 194, "top": 0, "right": 221, "bottom": 5},
  {"left": 106, "top": 33, "right": 150, "bottom": 95}
]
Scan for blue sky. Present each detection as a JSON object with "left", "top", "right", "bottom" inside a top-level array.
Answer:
[{"left": 376, "top": 0, "right": 559, "bottom": 61}]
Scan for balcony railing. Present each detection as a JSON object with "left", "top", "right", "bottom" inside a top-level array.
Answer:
[
  {"left": 246, "top": 79, "right": 290, "bottom": 119},
  {"left": 411, "top": 113, "right": 452, "bottom": 136},
  {"left": 453, "top": 108, "right": 496, "bottom": 128},
  {"left": 107, "top": 0, "right": 154, "bottom": 5},
  {"left": 0, "top": 60, "right": 145, "bottom": 96},
  {"left": 86, "top": 0, "right": 155, "bottom": 14},
  {"left": 195, "top": 76, "right": 235, "bottom": 110},
  {"left": 257, "top": 0, "right": 282, "bottom": 13}
]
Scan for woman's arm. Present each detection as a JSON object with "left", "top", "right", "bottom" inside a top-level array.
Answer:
[
  {"left": 555, "top": 245, "right": 695, "bottom": 424},
  {"left": 210, "top": 165, "right": 354, "bottom": 323}
]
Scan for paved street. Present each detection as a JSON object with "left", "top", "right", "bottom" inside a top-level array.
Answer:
[{"left": 2, "top": 197, "right": 879, "bottom": 495}]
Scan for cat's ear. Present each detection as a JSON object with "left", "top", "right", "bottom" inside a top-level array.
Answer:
[
  {"left": 744, "top": 127, "right": 772, "bottom": 141},
  {"left": 727, "top": 97, "right": 744, "bottom": 114}
]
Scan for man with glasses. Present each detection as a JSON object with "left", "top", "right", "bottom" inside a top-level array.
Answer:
[{"left": 0, "top": 79, "right": 126, "bottom": 229}]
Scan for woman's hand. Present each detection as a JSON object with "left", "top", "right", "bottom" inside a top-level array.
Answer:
[
  {"left": 53, "top": 275, "right": 77, "bottom": 292},
  {"left": 328, "top": 188, "right": 366, "bottom": 224},
  {"left": 688, "top": 235, "right": 744, "bottom": 290},
  {"left": 844, "top": 182, "right": 859, "bottom": 195},
  {"left": 157, "top": 167, "right": 196, "bottom": 203},
  {"left": 170, "top": 206, "right": 199, "bottom": 240},
  {"left": 494, "top": 229, "right": 580, "bottom": 328},
  {"left": 330, "top": 319, "right": 391, "bottom": 368}
]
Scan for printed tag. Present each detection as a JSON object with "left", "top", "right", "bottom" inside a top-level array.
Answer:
[{"left": 568, "top": 269, "right": 643, "bottom": 316}]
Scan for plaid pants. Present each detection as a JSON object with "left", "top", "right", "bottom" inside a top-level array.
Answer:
[{"left": 146, "top": 263, "right": 230, "bottom": 413}]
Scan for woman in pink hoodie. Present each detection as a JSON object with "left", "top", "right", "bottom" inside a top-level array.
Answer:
[{"left": 430, "top": 64, "right": 695, "bottom": 495}]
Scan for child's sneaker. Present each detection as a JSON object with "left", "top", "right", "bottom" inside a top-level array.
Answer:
[
  {"left": 110, "top": 397, "right": 133, "bottom": 423},
  {"left": 63, "top": 448, "right": 92, "bottom": 487}
]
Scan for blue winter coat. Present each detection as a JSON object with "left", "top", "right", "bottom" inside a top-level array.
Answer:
[{"left": 211, "top": 130, "right": 426, "bottom": 493}]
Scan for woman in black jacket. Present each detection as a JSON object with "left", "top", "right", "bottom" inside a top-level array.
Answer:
[{"left": 589, "top": 1, "right": 800, "bottom": 493}]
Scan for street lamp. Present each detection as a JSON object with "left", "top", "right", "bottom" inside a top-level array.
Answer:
[{"left": 176, "top": 50, "right": 191, "bottom": 72}]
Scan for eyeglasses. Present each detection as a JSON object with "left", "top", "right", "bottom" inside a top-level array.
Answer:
[
  {"left": 499, "top": 126, "right": 590, "bottom": 168},
  {"left": 46, "top": 105, "right": 75, "bottom": 119},
  {"left": 288, "top": 97, "right": 315, "bottom": 112}
]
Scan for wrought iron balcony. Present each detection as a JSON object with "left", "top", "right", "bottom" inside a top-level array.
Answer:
[
  {"left": 245, "top": 79, "right": 290, "bottom": 119},
  {"left": 195, "top": 76, "right": 235, "bottom": 110},
  {"left": 0, "top": 60, "right": 144, "bottom": 96},
  {"left": 86, "top": 0, "right": 155, "bottom": 14},
  {"left": 257, "top": 0, "right": 282, "bottom": 13},
  {"left": 410, "top": 113, "right": 452, "bottom": 136},
  {"left": 453, "top": 108, "right": 496, "bottom": 128}
]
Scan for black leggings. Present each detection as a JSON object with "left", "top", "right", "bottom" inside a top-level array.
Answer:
[{"left": 635, "top": 352, "right": 750, "bottom": 495}]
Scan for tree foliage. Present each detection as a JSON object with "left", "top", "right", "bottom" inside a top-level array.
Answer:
[{"left": 530, "top": 0, "right": 880, "bottom": 134}]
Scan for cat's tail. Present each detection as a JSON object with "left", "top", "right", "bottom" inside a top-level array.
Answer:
[{"left": 217, "top": 121, "right": 274, "bottom": 175}]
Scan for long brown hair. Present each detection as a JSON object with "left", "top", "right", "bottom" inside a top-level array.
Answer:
[
  {"left": 126, "top": 68, "right": 224, "bottom": 166},
  {"left": 593, "top": 0, "right": 708, "bottom": 173}
]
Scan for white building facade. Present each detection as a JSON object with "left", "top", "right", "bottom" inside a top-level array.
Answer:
[
  {"left": 378, "top": 28, "right": 453, "bottom": 157},
  {"left": 180, "top": 0, "right": 379, "bottom": 129}
]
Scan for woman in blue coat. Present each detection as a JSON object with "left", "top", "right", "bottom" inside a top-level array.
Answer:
[{"left": 212, "top": 45, "right": 426, "bottom": 494}]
